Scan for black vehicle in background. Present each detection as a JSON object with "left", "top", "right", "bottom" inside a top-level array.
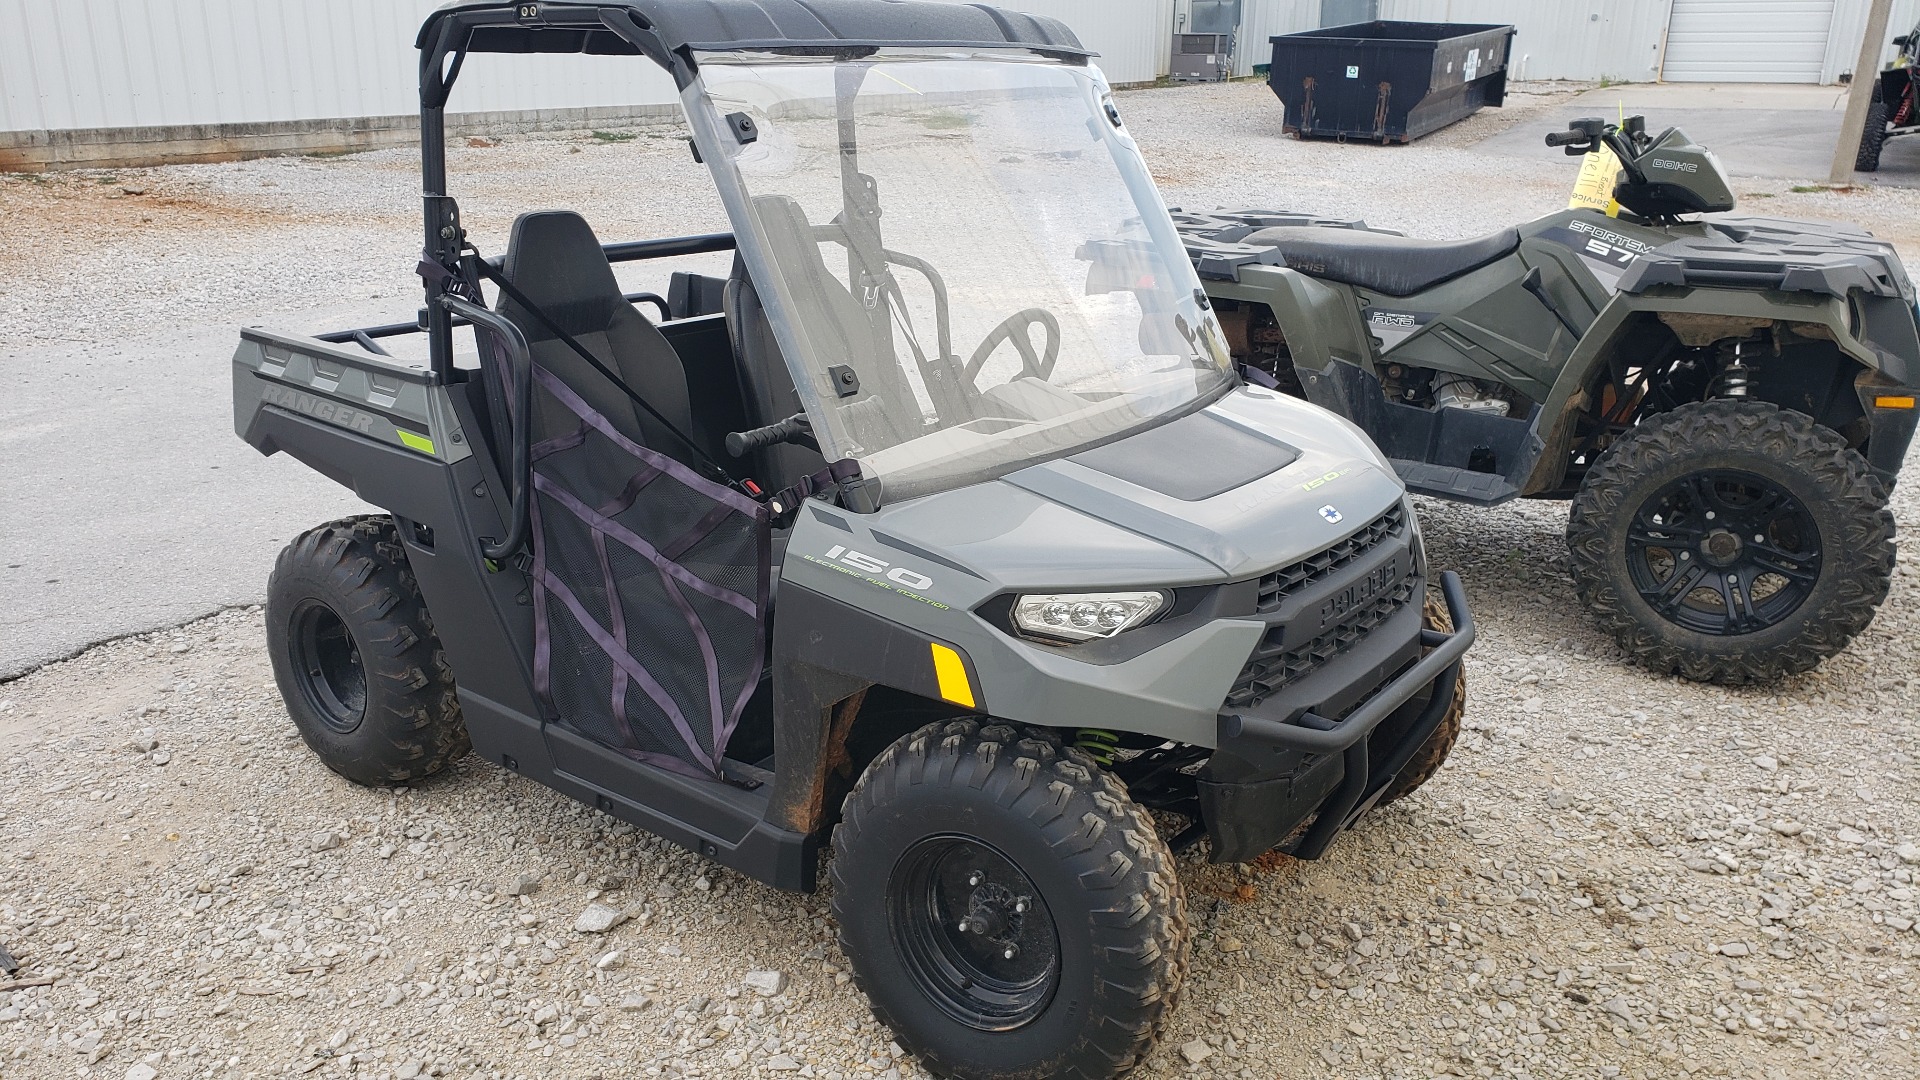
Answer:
[{"left": 1857, "top": 19, "right": 1918, "bottom": 172}]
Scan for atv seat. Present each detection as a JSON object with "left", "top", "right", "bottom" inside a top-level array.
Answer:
[
  {"left": 495, "top": 210, "right": 698, "bottom": 463},
  {"left": 1243, "top": 226, "right": 1520, "bottom": 297}
]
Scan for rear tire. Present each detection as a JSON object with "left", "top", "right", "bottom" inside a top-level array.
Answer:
[
  {"left": 266, "top": 515, "right": 469, "bottom": 785},
  {"left": 830, "top": 720, "right": 1188, "bottom": 1080},
  {"left": 1566, "top": 401, "right": 1894, "bottom": 684},
  {"left": 1856, "top": 86, "right": 1887, "bottom": 173}
]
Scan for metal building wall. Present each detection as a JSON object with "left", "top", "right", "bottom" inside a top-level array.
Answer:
[
  {"left": 1825, "top": 0, "right": 1920, "bottom": 83},
  {"left": 6, "top": 0, "right": 1916, "bottom": 143},
  {"left": 919, "top": 0, "right": 1168, "bottom": 84},
  {"left": 1368, "top": 0, "right": 1919, "bottom": 84},
  {"left": 0, "top": 0, "right": 1170, "bottom": 137},
  {"left": 1233, "top": 0, "right": 1323, "bottom": 78},
  {"left": 1375, "top": 0, "right": 1675, "bottom": 83},
  {"left": 0, "top": 0, "right": 681, "bottom": 132}
]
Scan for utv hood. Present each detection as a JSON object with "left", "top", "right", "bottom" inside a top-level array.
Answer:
[{"left": 872, "top": 387, "right": 1406, "bottom": 589}]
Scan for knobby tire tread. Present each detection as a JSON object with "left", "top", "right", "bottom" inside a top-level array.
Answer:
[
  {"left": 830, "top": 720, "right": 1189, "bottom": 1080},
  {"left": 1566, "top": 401, "right": 1893, "bottom": 685}
]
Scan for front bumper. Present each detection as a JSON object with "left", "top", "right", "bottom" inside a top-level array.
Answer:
[{"left": 1198, "top": 571, "right": 1474, "bottom": 863}]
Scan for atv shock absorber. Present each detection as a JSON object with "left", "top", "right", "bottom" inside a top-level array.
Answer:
[
  {"left": 1074, "top": 729, "right": 1122, "bottom": 766},
  {"left": 1712, "top": 341, "right": 1755, "bottom": 398}
]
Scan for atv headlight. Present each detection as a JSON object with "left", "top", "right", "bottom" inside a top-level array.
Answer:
[{"left": 1013, "top": 592, "right": 1166, "bottom": 643}]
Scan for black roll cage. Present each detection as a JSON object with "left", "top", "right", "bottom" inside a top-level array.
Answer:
[
  {"left": 409, "top": 4, "right": 709, "bottom": 382},
  {"left": 342, "top": 0, "right": 1090, "bottom": 383},
  {"left": 314, "top": 231, "right": 740, "bottom": 356}
]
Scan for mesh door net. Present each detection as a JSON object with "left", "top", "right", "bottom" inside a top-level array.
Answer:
[{"left": 521, "top": 363, "right": 770, "bottom": 780}]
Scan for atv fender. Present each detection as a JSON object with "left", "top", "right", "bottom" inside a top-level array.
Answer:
[
  {"left": 1540, "top": 289, "right": 1891, "bottom": 467},
  {"left": 233, "top": 329, "right": 547, "bottom": 733},
  {"left": 1880, "top": 65, "right": 1913, "bottom": 116},
  {"left": 1213, "top": 263, "right": 1375, "bottom": 375}
]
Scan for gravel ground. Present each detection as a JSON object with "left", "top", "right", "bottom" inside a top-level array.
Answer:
[{"left": 3, "top": 79, "right": 1920, "bottom": 1080}]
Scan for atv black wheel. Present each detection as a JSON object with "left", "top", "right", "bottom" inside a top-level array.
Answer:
[
  {"left": 1567, "top": 401, "right": 1894, "bottom": 684},
  {"left": 830, "top": 720, "right": 1188, "bottom": 1080},
  {"left": 1857, "top": 85, "right": 1887, "bottom": 173},
  {"left": 266, "top": 516, "right": 470, "bottom": 785},
  {"left": 1376, "top": 594, "right": 1467, "bottom": 806}
]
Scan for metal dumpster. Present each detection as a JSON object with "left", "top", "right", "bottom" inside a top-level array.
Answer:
[{"left": 1269, "top": 21, "right": 1515, "bottom": 143}]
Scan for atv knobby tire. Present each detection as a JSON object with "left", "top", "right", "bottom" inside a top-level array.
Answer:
[
  {"left": 1377, "top": 594, "right": 1467, "bottom": 806},
  {"left": 1857, "top": 85, "right": 1888, "bottom": 173},
  {"left": 1567, "top": 401, "right": 1894, "bottom": 684},
  {"left": 266, "top": 515, "right": 470, "bottom": 785},
  {"left": 830, "top": 720, "right": 1189, "bottom": 1080}
]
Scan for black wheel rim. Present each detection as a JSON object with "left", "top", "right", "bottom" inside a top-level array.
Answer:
[
  {"left": 1624, "top": 469, "right": 1823, "bottom": 636},
  {"left": 290, "top": 600, "right": 366, "bottom": 733},
  {"left": 888, "top": 834, "right": 1061, "bottom": 1031}
]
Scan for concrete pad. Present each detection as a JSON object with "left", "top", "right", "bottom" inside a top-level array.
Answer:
[
  {"left": 1478, "top": 87, "right": 1920, "bottom": 188},
  {"left": 0, "top": 314, "right": 374, "bottom": 679},
  {"left": 1565, "top": 83, "right": 1852, "bottom": 111}
]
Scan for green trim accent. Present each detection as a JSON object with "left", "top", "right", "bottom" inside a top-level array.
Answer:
[{"left": 395, "top": 428, "right": 436, "bottom": 455}]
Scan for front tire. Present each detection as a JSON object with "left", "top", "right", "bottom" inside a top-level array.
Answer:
[
  {"left": 830, "top": 720, "right": 1189, "bottom": 1080},
  {"left": 266, "top": 516, "right": 470, "bottom": 785},
  {"left": 1375, "top": 594, "right": 1466, "bottom": 805},
  {"left": 1566, "top": 401, "right": 1894, "bottom": 684}
]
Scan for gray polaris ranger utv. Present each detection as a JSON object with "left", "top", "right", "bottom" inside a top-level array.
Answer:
[
  {"left": 232, "top": 3, "right": 1472, "bottom": 1076},
  {"left": 1173, "top": 115, "right": 1916, "bottom": 684}
]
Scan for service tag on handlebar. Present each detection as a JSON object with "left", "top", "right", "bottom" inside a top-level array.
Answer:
[{"left": 1568, "top": 144, "right": 1624, "bottom": 218}]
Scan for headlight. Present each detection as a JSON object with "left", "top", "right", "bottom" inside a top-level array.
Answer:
[{"left": 1012, "top": 591, "right": 1166, "bottom": 643}]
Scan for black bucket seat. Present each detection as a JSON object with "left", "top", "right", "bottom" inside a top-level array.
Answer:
[
  {"left": 495, "top": 210, "right": 698, "bottom": 462},
  {"left": 723, "top": 195, "right": 917, "bottom": 494},
  {"left": 1243, "top": 225, "right": 1519, "bottom": 296}
]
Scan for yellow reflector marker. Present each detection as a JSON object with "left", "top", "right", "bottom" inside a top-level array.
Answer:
[
  {"left": 1874, "top": 395, "right": 1916, "bottom": 410},
  {"left": 396, "top": 429, "right": 436, "bottom": 454},
  {"left": 930, "top": 643, "right": 976, "bottom": 708}
]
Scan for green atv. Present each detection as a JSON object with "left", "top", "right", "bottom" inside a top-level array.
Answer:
[{"left": 1160, "top": 116, "right": 1917, "bottom": 683}]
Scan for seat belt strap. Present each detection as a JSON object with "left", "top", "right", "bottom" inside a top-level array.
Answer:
[
  {"left": 768, "top": 459, "right": 864, "bottom": 527},
  {"left": 466, "top": 254, "right": 745, "bottom": 493}
]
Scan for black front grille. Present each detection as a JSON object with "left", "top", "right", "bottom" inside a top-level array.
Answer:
[
  {"left": 1225, "top": 579, "right": 1416, "bottom": 710},
  {"left": 1256, "top": 504, "right": 1406, "bottom": 613}
]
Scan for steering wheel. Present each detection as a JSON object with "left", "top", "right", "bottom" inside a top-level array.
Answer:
[{"left": 964, "top": 308, "right": 1061, "bottom": 386}]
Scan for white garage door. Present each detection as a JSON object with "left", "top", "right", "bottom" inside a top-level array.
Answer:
[{"left": 1663, "top": 0, "right": 1834, "bottom": 83}]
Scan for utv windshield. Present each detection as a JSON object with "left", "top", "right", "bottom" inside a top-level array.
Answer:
[{"left": 685, "top": 51, "right": 1234, "bottom": 503}]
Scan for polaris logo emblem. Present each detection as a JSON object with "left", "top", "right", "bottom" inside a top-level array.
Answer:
[
  {"left": 1319, "top": 505, "right": 1343, "bottom": 524},
  {"left": 1649, "top": 157, "right": 1698, "bottom": 173},
  {"left": 1319, "top": 563, "right": 1401, "bottom": 629}
]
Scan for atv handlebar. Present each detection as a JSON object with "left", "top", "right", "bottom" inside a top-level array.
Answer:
[
  {"left": 726, "top": 413, "right": 815, "bottom": 458},
  {"left": 1545, "top": 116, "right": 1653, "bottom": 185}
]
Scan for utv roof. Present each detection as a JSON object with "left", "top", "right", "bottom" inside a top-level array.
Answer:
[{"left": 417, "top": 0, "right": 1090, "bottom": 60}]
